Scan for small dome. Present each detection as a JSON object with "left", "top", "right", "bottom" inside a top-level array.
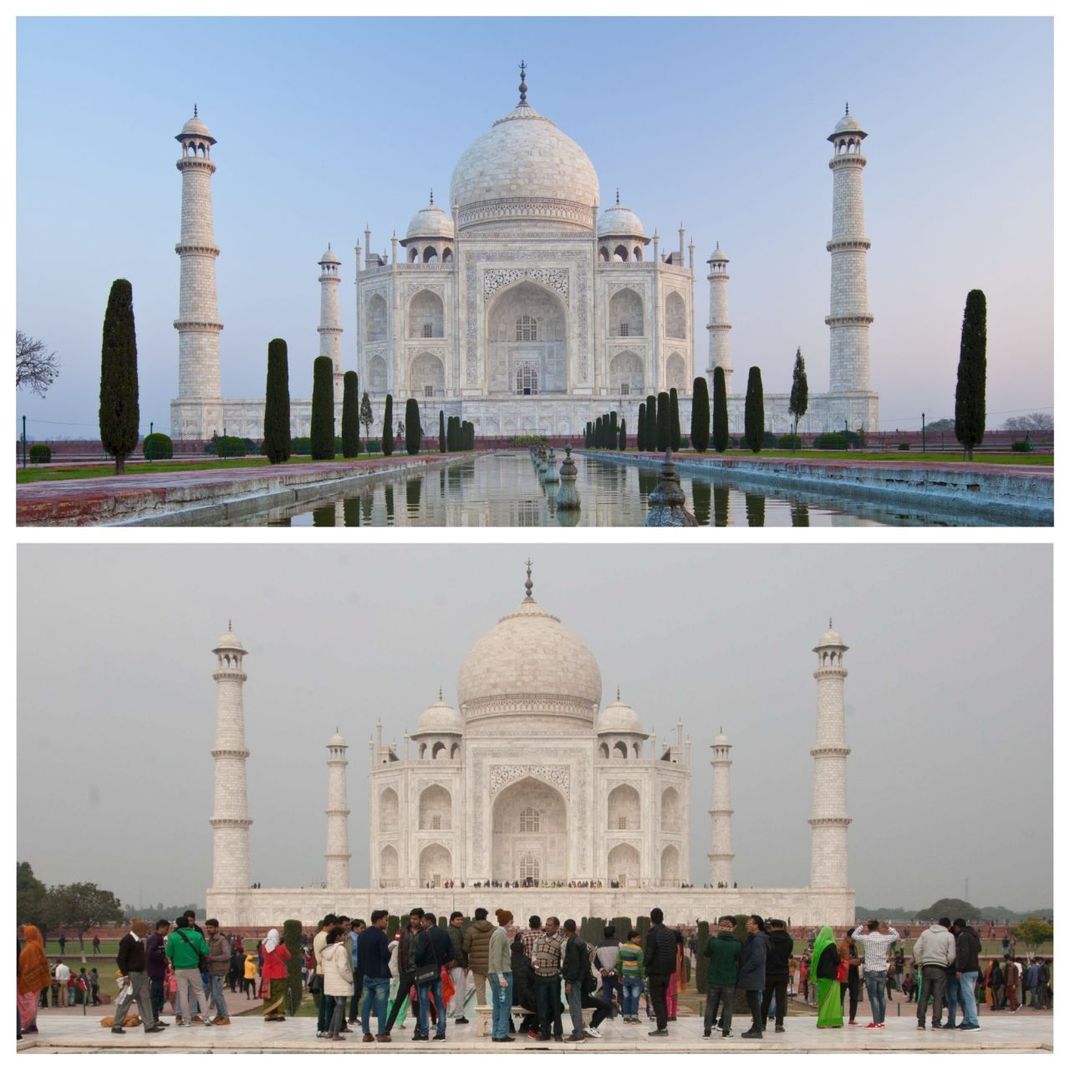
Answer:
[
  {"left": 708, "top": 243, "right": 729, "bottom": 262},
  {"left": 597, "top": 205, "right": 645, "bottom": 238},
  {"left": 597, "top": 697, "right": 644, "bottom": 735},
  {"left": 319, "top": 247, "right": 341, "bottom": 265},
  {"left": 414, "top": 697, "right": 464, "bottom": 736},
  {"left": 404, "top": 204, "right": 455, "bottom": 241},
  {"left": 833, "top": 112, "right": 862, "bottom": 134},
  {"left": 214, "top": 629, "right": 245, "bottom": 652},
  {"left": 713, "top": 731, "right": 730, "bottom": 746},
  {"left": 328, "top": 731, "right": 347, "bottom": 747},
  {"left": 816, "top": 623, "right": 846, "bottom": 648},
  {"left": 179, "top": 114, "right": 214, "bottom": 141}
]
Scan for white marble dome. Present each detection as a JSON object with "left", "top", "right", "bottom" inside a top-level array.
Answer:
[
  {"left": 405, "top": 204, "right": 455, "bottom": 241},
  {"left": 832, "top": 112, "right": 864, "bottom": 135},
  {"left": 328, "top": 731, "right": 347, "bottom": 747},
  {"left": 709, "top": 243, "right": 729, "bottom": 262},
  {"left": 414, "top": 696, "right": 464, "bottom": 735},
  {"left": 816, "top": 624, "right": 846, "bottom": 647},
  {"left": 449, "top": 102, "right": 599, "bottom": 230},
  {"left": 180, "top": 114, "right": 214, "bottom": 140},
  {"left": 457, "top": 591, "right": 602, "bottom": 718},
  {"left": 597, "top": 697, "right": 644, "bottom": 735},
  {"left": 214, "top": 629, "right": 245, "bottom": 652},
  {"left": 597, "top": 205, "right": 645, "bottom": 237},
  {"left": 319, "top": 247, "right": 340, "bottom": 265}
]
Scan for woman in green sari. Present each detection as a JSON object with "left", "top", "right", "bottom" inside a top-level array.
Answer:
[{"left": 813, "top": 927, "right": 843, "bottom": 1028}]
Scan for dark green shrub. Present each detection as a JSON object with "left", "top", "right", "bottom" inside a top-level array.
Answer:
[
  {"left": 209, "top": 434, "right": 247, "bottom": 458},
  {"left": 264, "top": 338, "right": 291, "bottom": 464},
  {"left": 1011, "top": 439, "right": 1033, "bottom": 453},
  {"left": 813, "top": 431, "right": 849, "bottom": 450},
  {"left": 367, "top": 439, "right": 382, "bottom": 454},
  {"left": 691, "top": 376, "right": 710, "bottom": 452},
  {"left": 762, "top": 430, "right": 778, "bottom": 448},
  {"left": 778, "top": 433, "right": 802, "bottom": 451},
  {"left": 288, "top": 436, "right": 311, "bottom": 455},
  {"left": 99, "top": 278, "right": 140, "bottom": 474},
  {"left": 898, "top": 442, "right": 911, "bottom": 451},
  {"left": 405, "top": 397, "right": 422, "bottom": 455},
  {"left": 142, "top": 433, "right": 173, "bottom": 460},
  {"left": 341, "top": 371, "right": 360, "bottom": 457},
  {"left": 310, "top": 356, "right": 335, "bottom": 460},
  {"left": 29, "top": 443, "right": 52, "bottom": 464}
]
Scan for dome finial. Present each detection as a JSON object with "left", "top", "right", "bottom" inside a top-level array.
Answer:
[
  {"left": 429, "top": 188, "right": 434, "bottom": 206},
  {"left": 228, "top": 618, "right": 231, "bottom": 631},
  {"left": 829, "top": 615, "right": 833, "bottom": 629},
  {"left": 194, "top": 103, "right": 198, "bottom": 118},
  {"left": 616, "top": 685, "right": 621, "bottom": 701},
  {"left": 845, "top": 101, "right": 849, "bottom": 116},
  {"left": 438, "top": 685, "right": 443, "bottom": 701},
  {"left": 524, "top": 557, "right": 534, "bottom": 600},
  {"left": 615, "top": 188, "right": 620, "bottom": 206},
  {"left": 518, "top": 59, "right": 528, "bottom": 105}
]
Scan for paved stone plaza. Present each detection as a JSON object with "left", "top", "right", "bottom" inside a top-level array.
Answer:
[{"left": 17, "top": 1009, "right": 1053, "bottom": 1054}]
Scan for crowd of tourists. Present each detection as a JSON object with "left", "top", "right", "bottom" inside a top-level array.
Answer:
[{"left": 17, "top": 908, "right": 1054, "bottom": 1042}]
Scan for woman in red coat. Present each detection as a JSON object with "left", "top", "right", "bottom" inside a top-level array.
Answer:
[{"left": 260, "top": 929, "right": 292, "bottom": 1021}]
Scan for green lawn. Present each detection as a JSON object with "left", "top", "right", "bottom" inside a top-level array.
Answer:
[
  {"left": 646, "top": 449, "right": 1053, "bottom": 466},
  {"left": 16, "top": 454, "right": 389, "bottom": 484}
]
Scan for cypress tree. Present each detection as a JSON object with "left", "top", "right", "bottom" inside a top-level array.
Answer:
[
  {"left": 595, "top": 416, "right": 604, "bottom": 448},
  {"left": 691, "top": 376, "right": 710, "bottom": 452},
  {"left": 618, "top": 418, "right": 627, "bottom": 450},
  {"left": 656, "top": 391, "right": 670, "bottom": 451},
  {"left": 955, "top": 289, "right": 987, "bottom": 460},
  {"left": 439, "top": 410, "right": 446, "bottom": 453},
  {"left": 405, "top": 397, "right": 422, "bottom": 455},
  {"left": 341, "top": 370, "right": 359, "bottom": 458},
  {"left": 744, "top": 365, "right": 764, "bottom": 453},
  {"left": 98, "top": 278, "right": 140, "bottom": 474},
  {"left": 359, "top": 390, "right": 374, "bottom": 450},
  {"left": 713, "top": 366, "right": 729, "bottom": 452},
  {"left": 645, "top": 394, "right": 657, "bottom": 450},
  {"left": 609, "top": 411, "right": 618, "bottom": 450},
  {"left": 282, "top": 920, "right": 303, "bottom": 1014},
  {"left": 310, "top": 356, "right": 335, "bottom": 460},
  {"left": 382, "top": 393, "right": 394, "bottom": 456},
  {"left": 637, "top": 403, "right": 646, "bottom": 452},
  {"left": 669, "top": 387, "right": 681, "bottom": 451},
  {"left": 263, "top": 337, "right": 291, "bottom": 464},
  {"left": 788, "top": 347, "right": 808, "bottom": 443},
  {"left": 446, "top": 415, "right": 456, "bottom": 452}
]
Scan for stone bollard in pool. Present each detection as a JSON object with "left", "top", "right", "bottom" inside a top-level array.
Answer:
[
  {"left": 644, "top": 448, "right": 698, "bottom": 526},
  {"left": 542, "top": 447, "right": 559, "bottom": 483},
  {"left": 556, "top": 445, "right": 580, "bottom": 511}
]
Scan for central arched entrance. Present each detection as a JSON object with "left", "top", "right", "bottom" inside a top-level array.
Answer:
[
  {"left": 486, "top": 281, "right": 568, "bottom": 395},
  {"left": 491, "top": 776, "right": 567, "bottom": 883}
]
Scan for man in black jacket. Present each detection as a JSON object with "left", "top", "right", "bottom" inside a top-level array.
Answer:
[
  {"left": 560, "top": 920, "right": 588, "bottom": 1041},
  {"left": 761, "top": 920, "right": 794, "bottom": 1033},
  {"left": 382, "top": 908, "right": 424, "bottom": 1038},
  {"left": 644, "top": 907, "right": 677, "bottom": 1036},
  {"left": 415, "top": 911, "right": 454, "bottom": 1041},
  {"left": 737, "top": 915, "right": 769, "bottom": 1038},
  {"left": 357, "top": 910, "right": 393, "bottom": 1041},
  {"left": 112, "top": 919, "right": 165, "bottom": 1035},
  {"left": 952, "top": 918, "right": 982, "bottom": 1030}
]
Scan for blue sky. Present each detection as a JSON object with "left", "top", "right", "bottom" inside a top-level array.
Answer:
[{"left": 16, "top": 16, "right": 1053, "bottom": 438}]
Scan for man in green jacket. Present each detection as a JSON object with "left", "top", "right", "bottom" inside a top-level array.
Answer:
[
  {"left": 704, "top": 916, "right": 742, "bottom": 1038},
  {"left": 165, "top": 917, "right": 213, "bottom": 1027}
]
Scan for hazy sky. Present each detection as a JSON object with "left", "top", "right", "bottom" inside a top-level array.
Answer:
[
  {"left": 17, "top": 543, "right": 1052, "bottom": 912},
  {"left": 15, "top": 16, "right": 1053, "bottom": 439}
]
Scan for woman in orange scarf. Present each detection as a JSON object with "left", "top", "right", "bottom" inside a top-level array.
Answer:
[{"left": 18, "top": 926, "right": 52, "bottom": 1034}]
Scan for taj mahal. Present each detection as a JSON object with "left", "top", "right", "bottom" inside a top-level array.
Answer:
[
  {"left": 171, "top": 64, "right": 879, "bottom": 443},
  {"left": 205, "top": 565, "right": 856, "bottom": 927}
]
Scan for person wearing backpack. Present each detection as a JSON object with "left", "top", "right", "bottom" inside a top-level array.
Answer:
[{"left": 164, "top": 917, "right": 212, "bottom": 1027}]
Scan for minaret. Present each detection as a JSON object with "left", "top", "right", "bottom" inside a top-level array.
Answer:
[
  {"left": 325, "top": 730, "right": 351, "bottom": 889},
  {"left": 825, "top": 105, "right": 873, "bottom": 396},
  {"left": 174, "top": 108, "right": 223, "bottom": 427},
  {"left": 317, "top": 246, "right": 344, "bottom": 397},
  {"left": 708, "top": 729, "right": 734, "bottom": 887},
  {"left": 706, "top": 243, "right": 732, "bottom": 394},
  {"left": 210, "top": 625, "right": 252, "bottom": 889},
  {"left": 809, "top": 620, "right": 851, "bottom": 888}
]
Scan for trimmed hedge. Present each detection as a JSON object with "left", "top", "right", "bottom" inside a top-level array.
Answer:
[
  {"left": 29, "top": 443, "right": 52, "bottom": 464},
  {"left": 142, "top": 432, "right": 173, "bottom": 460}
]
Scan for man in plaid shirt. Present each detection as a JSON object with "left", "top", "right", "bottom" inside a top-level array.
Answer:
[
  {"left": 530, "top": 918, "right": 564, "bottom": 1041},
  {"left": 851, "top": 919, "right": 900, "bottom": 1028}
]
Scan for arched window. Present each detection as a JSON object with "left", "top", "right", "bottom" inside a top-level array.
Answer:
[
  {"left": 423, "top": 246, "right": 438, "bottom": 264},
  {"left": 633, "top": 246, "right": 643, "bottom": 262},
  {"left": 613, "top": 245, "right": 628, "bottom": 262},
  {"left": 519, "top": 807, "right": 540, "bottom": 833},
  {"left": 431, "top": 741, "right": 446, "bottom": 759},
  {"left": 599, "top": 247, "right": 610, "bottom": 262},
  {"left": 520, "top": 854, "right": 540, "bottom": 882},
  {"left": 599, "top": 742, "right": 610, "bottom": 758},
  {"left": 409, "top": 247, "right": 419, "bottom": 264},
  {"left": 442, "top": 247, "right": 453, "bottom": 263},
  {"left": 516, "top": 315, "right": 538, "bottom": 342},
  {"left": 368, "top": 354, "right": 387, "bottom": 392},
  {"left": 516, "top": 364, "right": 538, "bottom": 396},
  {"left": 365, "top": 293, "right": 388, "bottom": 342},
  {"left": 607, "top": 784, "right": 641, "bottom": 831},
  {"left": 665, "top": 292, "right": 686, "bottom": 339},
  {"left": 419, "top": 785, "right": 452, "bottom": 830},
  {"left": 614, "top": 740, "right": 628, "bottom": 758},
  {"left": 609, "top": 288, "right": 644, "bottom": 338},
  {"left": 450, "top": 742, "right": 460, "bottom": 759},
  {"left": 379, "top": 788, "right": 399, "bottom": 832}
]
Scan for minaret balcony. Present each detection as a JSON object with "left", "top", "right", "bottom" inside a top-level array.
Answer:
[
  {"left": 809, "top": 745, "right": 851, "bottom": 758},
  {"left": 829, "top": 154, "right": 867, "bottom": 169},
  {"left": 175, "top": 242, "right": 220, "bottom": 257},
  {"left": 823, "top": 314, "right": 873, "bottom": 328},
  {"left": 826, "top": 239, "right": 871, "bottom": 253}
]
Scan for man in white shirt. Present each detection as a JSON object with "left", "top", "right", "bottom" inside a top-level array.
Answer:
[
  {"left": 851, "top": 919, "right": 900, "bottom": 1028},
  {"left": 54, "top": 960, "right": 71, "bottom": 1006}
]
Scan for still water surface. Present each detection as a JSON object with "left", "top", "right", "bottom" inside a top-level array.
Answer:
[{"left": 227, "top": 453, "right": 961, "bottom": 527}]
